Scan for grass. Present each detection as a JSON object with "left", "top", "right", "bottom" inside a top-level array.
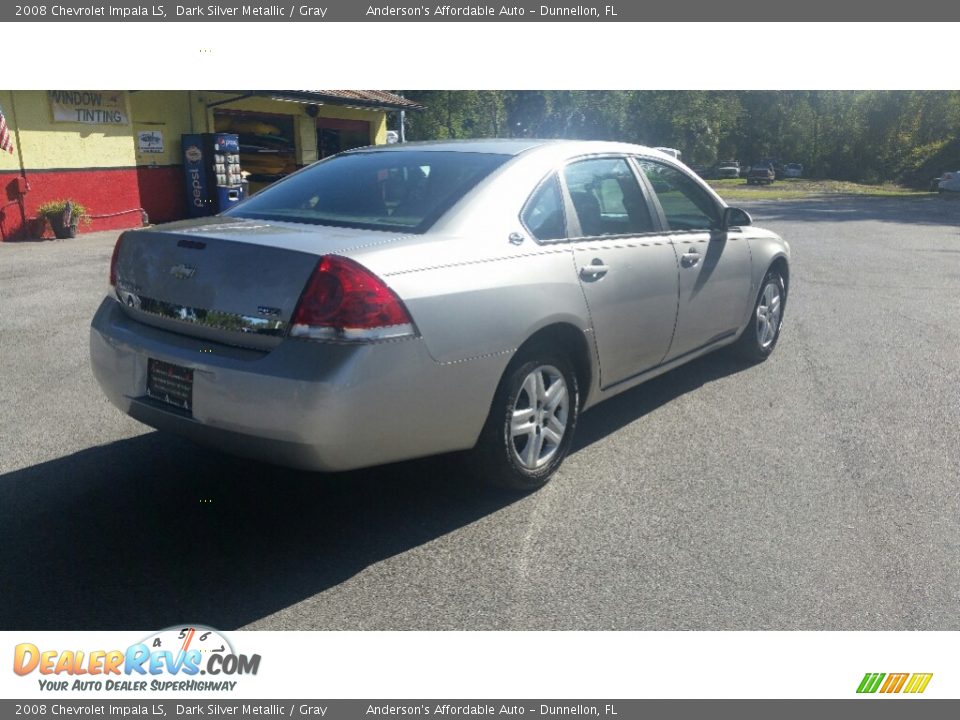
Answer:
[{"left": 707, "top": 178, "right": 935, "bottom": 202}]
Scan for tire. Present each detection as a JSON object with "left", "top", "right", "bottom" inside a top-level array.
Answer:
[
  {"left": 472, "top": 350, "right": 580, "bottom": 491},
  {"left": 732, "top": 269, "right": 786, "bottom": 362}
]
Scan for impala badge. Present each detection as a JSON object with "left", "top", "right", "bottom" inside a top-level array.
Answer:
[{"left": 169, "top": 264, "right": 197, "bottom": 280}]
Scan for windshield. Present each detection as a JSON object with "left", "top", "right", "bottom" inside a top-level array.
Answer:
[{"left": 226, "top": 150, "right": 511, "bottom": 233}]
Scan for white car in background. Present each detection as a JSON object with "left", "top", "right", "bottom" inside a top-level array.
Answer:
[
  {"left": 653, "top": 146, "right": 681, "bottom": 161},
  {"left": 716, "top": 161, "right": 741, "bottom": 179},
  {"left": 784, "top": 163, "right": 803, "bottom": 178},
  {"left": 938, "top": 170, "right": 960, "bottom": 193}
]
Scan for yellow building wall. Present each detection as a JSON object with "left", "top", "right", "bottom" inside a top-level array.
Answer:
[
  {"left": 1, "top": 90, "right": 390, "bottom": 174},
  {"left": 129, "top": 91, "right": 193, "bottom": 167},
  {"left": 2, "top": 91, "right": 136, "bottom": 170}
]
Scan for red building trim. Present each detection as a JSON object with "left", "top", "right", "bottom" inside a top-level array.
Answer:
[
  {"left": 0, "top": 166, "right": 184, "bottom": 241},
  {"left": 137, "top": 166, "right": 185, "bottom": 225}
]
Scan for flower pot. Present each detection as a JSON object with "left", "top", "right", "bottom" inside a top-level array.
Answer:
[{"left": 48, "top": 215, "right": 78, "bottom": 239}]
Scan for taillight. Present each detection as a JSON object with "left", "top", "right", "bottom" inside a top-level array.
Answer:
[
  {"left": 109, "top": 233, "right": 125, "bottom": 288},
  {"left": 290, "top": 255, "right": 416, "bottom": 341}
]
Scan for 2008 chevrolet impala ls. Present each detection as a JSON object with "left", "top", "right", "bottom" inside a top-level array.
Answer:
[{"left": 91, "top": 140, "right": 790, "bottom": 490}]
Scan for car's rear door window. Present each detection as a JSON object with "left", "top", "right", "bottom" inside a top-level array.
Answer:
[{"left": 562, "top": 158, "right": 655, "bottom": 238}]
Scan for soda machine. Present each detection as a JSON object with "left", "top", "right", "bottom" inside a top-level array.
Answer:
[{"left": 181, "top": 133, "right": 245, "bottom": 217}]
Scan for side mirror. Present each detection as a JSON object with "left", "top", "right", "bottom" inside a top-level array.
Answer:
[{"left": 722, "top": 206, "right": 752, "bottom": 230}]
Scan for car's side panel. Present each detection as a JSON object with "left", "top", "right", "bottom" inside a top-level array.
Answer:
[
  {"left": 665, "top": 230, "right": 754, "bottom": 360},
  {"left": 573, "top": 237, "right": 680, "bottom": 388},
  {"left": 739, "top": 231, "right": 790, "bottom": 329},
  {"left": 380, "top": 247, "right": 590, "bottom": 366}
]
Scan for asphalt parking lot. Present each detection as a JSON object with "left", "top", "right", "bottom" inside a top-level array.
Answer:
[{"left": 1, "top": 196, "right": 958, "bottom": 631}]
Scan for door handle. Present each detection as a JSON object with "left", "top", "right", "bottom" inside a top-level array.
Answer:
[
  {"left": 580, "top": 263, "right": 609, "bottom": 280},
  {"left": 680, "top": 251, "right": 701, "bottom": 268}
]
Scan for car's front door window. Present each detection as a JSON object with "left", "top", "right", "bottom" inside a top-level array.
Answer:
[{"left": 636, "top": 159, "right": 720, "bottom": 232}]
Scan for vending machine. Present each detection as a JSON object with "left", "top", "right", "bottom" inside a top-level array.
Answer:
[{"left": 181, "top": 133, "right": 245, "bottom": 218}]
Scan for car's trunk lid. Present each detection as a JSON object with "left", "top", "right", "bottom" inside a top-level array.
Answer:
[{"left": 113, "top": 216, "right": 408, "bottom": 350}]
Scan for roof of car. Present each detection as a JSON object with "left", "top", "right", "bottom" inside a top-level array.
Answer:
[
  {"left": 348, "top": 138, "right": 672, "bottom": 158},
  {"left": 348, "top": 138, "right": 565, "bottom": 155}
]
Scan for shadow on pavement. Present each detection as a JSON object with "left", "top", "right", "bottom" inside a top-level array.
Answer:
[
  {"left": 0, "top": 350, "right": 751, "bottom": 631},
  {"left": 573, "top": 350, "right": 751, "bottom": 450},
  {"left": 0, "top": 439, "right": 520, "bottom": 630}
]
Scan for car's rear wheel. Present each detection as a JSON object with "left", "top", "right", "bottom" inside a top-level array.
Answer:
[
  {"left": 473, "top": 351, "right": 579, "bottom": 491},
  {"left": 732, "top": 269, "right": 786, "bottom": 362}
]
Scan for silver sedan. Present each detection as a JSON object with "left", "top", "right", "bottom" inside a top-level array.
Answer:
[{"left": 91, "top": 140, "right": 790, "bottom": 490}]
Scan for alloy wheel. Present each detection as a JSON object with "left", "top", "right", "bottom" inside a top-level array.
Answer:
[
  {"left": 756, "top": 281, "right": 782, "bottom": 348},
  {"left": 509, "top": 365, "right": 569, "bottom": 470}
]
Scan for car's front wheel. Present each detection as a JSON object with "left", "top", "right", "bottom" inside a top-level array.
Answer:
[
  {"left": 473, "top": 351, "right": 579, "bottom": 491},
  {"left": 732, "top": 269, "right": 786, "bottom": 362}
]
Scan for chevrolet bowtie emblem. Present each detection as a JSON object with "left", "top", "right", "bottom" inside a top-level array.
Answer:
[{"left": 169, "top": 264, "right": 197, "bottom": 280}]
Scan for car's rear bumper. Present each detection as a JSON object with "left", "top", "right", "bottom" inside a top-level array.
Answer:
[{"left": 90, "top": 297, "right": 500, "bottom": 471}]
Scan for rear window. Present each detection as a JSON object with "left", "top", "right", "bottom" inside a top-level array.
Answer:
[{"left": 226, "top": 150, "right": 511, "bottom": 233}]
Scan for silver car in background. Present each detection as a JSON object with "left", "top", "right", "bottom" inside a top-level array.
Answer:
[
  {"left": 938, "top": 170, "right": 960, "bottom": 193},
  {"left": 91, "top": 140, "right": 790, "bottom": 490}
]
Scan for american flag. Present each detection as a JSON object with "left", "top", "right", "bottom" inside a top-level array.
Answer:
[{"left": 0, "top": 103, "right": 14, "bottom": 154}]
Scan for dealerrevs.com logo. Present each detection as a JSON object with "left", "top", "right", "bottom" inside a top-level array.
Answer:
[
  {"left": 13, "top": 626, "right": 261, "bottom": 693},
  {"left": 857, "top": 673, "right": 933, "bottom": 694}
]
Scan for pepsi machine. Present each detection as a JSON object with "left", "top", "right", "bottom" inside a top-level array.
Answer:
[{"left": 181, "top": 133, "right": 245, "bottom": 217}]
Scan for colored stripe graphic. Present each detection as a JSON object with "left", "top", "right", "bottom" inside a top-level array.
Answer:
[
  {"left": 857, "top": 672, "right": 932, "bottom": 694},
  {"left": 880, "top": 673, "right": 909, "bottom": 693},
  {"left": 857, "top": 673, "right": 885, "bottom": 693},
  {"left": 903, "top": 674, "right": 933, "bottom": 694}
]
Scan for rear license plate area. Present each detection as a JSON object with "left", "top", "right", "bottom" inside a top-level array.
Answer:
[{"left": 146, "top": 358, "right": 193, "bottom": 413}]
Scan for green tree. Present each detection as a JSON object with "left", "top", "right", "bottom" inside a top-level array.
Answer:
[{"left": 395, "top": 90, "right": 960, "bottom": 186}]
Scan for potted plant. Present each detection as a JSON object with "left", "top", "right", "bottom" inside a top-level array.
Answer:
[{"left": 37, "top": 199, "right": 91, "bottom": 239}]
